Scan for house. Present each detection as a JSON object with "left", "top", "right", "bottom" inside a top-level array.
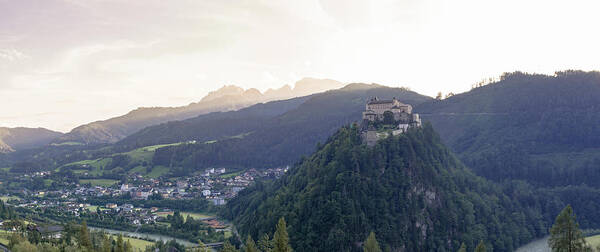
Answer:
[
  {"left": 120, "top": 184, "right": 130, "bottom": 192},
  {"left": 33, "top": 225, "right": 64, "bottom": 239},
  {"left": 105, "top": 203, "right": 118, "bottom": 209},
  {"left": 202, "top": 190, "right": 211, "bottom": 197},
  {"left": 176, "top": 180, "right": 188, "bottom": 188},
  {"left": 122, "top": 204, "right": 134, "bottom": 213}
]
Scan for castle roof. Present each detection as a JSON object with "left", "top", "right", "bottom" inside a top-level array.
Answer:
[{"left": 367, "top": 99, "right": 395, "bottom": 105}]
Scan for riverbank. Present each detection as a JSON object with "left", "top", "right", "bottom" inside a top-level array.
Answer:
[{"left": 89, "top": 226, "right": 199, "bottom": 247}]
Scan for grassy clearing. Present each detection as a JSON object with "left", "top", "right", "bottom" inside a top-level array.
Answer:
[
  {"left": 80, "top": 179, "right": 119, "bottom": 187},
  {"left": 219, "top": 170, "right": 244, "bottom": 179},
  {"left": 156, "top": 212, "right": 214, "bottom": 220},
  {"left": 108, "top": 234, "right": 154, "bottom": 251},
  {"left": 0, "top": 167, "right": 10, "bottom": 172},
  {"left": 129, "top": 166, "right": 147, "bottom": 174},
  {"left": 586, "top": 234, "right": 600, "bottom": 249},
  {"left": 125, "top": 143, "right": 184, "bottom": 162},
  {"left": 0, "top": 229, "right": 12, "bottom": 245},
  {"left": 50, "top": 141, "right": 84, "bottom": 146},
  {"left": 148, "top": 166, "right": 169, "bottom": 178},
  {"left": 62, "top": 158, "right": 112, "bottom": 176},
  {"left": 228, "top": 132, "right": 252, "bottom": 139},
  {"left": 0, "top": 195, "right": 21, "bottom": 202}
]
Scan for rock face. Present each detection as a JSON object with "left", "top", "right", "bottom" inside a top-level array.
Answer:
[
  {"left": 54, "top": 78, "right": 344, "bottom": 145},
  {"left": 0, "top": 127, "right": 63, "bottom": 152}
]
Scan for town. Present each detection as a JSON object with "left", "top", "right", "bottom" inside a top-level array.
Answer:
[{"left": 0, "top": 166, "right": 288, "bottom": 237}]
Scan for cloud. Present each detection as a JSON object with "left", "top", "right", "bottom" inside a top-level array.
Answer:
[{"left": 0, "top": 49, "right": 28, "bottom": 61}]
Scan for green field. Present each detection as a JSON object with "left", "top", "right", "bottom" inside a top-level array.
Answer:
[
  {"left": 79, "top": 179, "right": 119, "bottom": 187},
  {"left": 58, "top": 143, "right": 184, "bottom": 178},
  {"left": 156, "top": 211, "right": 214, "bottom": 220},
  {"left": 124, "top": 143, "right": 184, "bottom": 162},
  {"left": 0, "top": 230, "right": 12, "bottom": 245},
  {"left": 586, "top": 234, "right": 600, "bottom": 249},
  {"left": 107, "top": 235, "right": 154, "bottom": 251},
  {"left": 147, "top": 166, "right": 169, "bottom": 178},
  {"left": 0, "top": 195, "right": 21, "bottom": 202},
  {"left": 219, "top": 170, "right": 244, "bottom": 179},
  {"left": 0, "top": 167, "right": 10, "bottom": 172},
  {"left": 62, "top": 158, "right": 112, "bottom": 176},
  {"left": 50, "top": 141, "right": 84, "bottom": 146}
]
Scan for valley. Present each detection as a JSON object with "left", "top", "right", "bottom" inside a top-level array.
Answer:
[{"left": 1, "top": 71, "right": 600, "bottom": 251}]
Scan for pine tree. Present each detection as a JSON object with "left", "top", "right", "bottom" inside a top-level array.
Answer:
[
  {"left": 272, "top": 217, "right": 292, "bottom": 252},
  {"left": 475, "top": 241, "right": 486, "bottom": 252},
  {"left": 124, "top": 240, "right": 133, "bottom": 252},
  {"left": 364, "top": 232, "right": 382, "bottom": 252},
  {"left": 102, "top": 235, "right": 112, "bottom": 252},
  {"left": 245, "top": 235, "right": 258, "bottom": 252},
  {"left": 549, "top": 205, "right": 588, "bottom": 252},
  {"left": 257, "top": 234, "right": 272, "bottom": 252},
  {"left": 220, "top": 241, "right": 238, "bottom": 252},
  {"left": 8, "top": 233, "right": 25, "bottom": 249},
  {"left": 78, "top": 220, "right": 92, "bottom": 250},
  {"left": 116, "top": 234, "right": 124, "bottom": 252},
  {"left": 457, "top": 242, "right": 467, "bottom": 252}
]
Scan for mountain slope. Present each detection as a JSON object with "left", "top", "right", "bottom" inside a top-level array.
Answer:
[
  {"left": 55, "top": 78, "right": 344, "bottom": 145},
  {"left": 133, "top": 84, "right": 432, "bottom": 173},
  {"left": 0, "top": 127, "right": 63, "bottom": 153},
  {"left": 415, "top": 71, "right": 600, "bottom": 187},
  {"left": 224, "top": 124, "right": 547, "bottom": 252}
]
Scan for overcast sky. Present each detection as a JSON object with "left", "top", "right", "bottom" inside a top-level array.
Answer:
[{"left": 1, "top": 0, "right": 600, "bottom": 132}]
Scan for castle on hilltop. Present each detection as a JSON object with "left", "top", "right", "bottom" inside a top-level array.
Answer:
[{"left": 361, "top": 97, "right": 422, "bottom": 146}]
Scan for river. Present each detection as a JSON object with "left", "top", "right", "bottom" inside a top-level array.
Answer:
[
  {"left": 515, "top": 236, "right": 550, "bottom": 252},
  {"left": 88, "top": 226, "right": 198, "bottom": 247}
]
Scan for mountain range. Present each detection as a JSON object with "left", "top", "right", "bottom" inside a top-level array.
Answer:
[
  {"left": 0, "top": 127, "right": 63, "bottom": 153},
  {"left": 0, "top": 78, "right": 343, "bottom": 153},
  {"left": 53, "top": 77, "right": 343, "bottom": 145}
]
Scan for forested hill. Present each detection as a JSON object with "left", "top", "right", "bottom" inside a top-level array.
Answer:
[
  {"left": 223, "top": 124, "right": 548, "bottom": 252},
  {"left": 54, "top": 78, "right": 343, "bottom": 145},
  {"left": 415, "top": 70, "right": 600, "bottom": 187},
  {"left": 132, "top": 84, "right": 431, "bottom": 173},
  {"left": 0, "top": 127, "right": 63, "bottom": 153}
]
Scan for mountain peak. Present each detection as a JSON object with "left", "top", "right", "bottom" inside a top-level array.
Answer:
[
  {"left": 292, "top": 77, "right": 344, "bottom": 96},
  {"left": 201, "top": 85, "right": 246, "bottom": 102}
]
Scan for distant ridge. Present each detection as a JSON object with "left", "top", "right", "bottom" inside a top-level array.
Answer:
[
  {"left": 53, "top": 78, "right": 344, "bottom": 145},
  {"left": 0, "top": 127, "right": 63, "bottom": 153}
]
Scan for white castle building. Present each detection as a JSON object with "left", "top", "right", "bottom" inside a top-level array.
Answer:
[{"left": 362, "top": 97, "right": 421, "bottom": 129}]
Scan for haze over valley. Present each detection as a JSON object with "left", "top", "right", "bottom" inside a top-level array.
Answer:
[{"left": 2, "top": 1, "right": 600, "bottom": 252}]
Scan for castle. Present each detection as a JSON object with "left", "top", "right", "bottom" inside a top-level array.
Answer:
[{"left": 361, "top": 97, "right": 422, "bottom": 145}]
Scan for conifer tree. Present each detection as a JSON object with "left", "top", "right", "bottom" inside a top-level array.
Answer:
[
  {"left": 78, "top": 220, "right": 92, "bottom": 250},
  {"left": 101, "top": 235, "right": 112, "bottom": 252},
  {"left": 220, "top": 241, "right": 238, "bottom": 252},
  {"left": 116, "top": 234, "right": 124, "bottom": 252},
  {"left": 257, "top": 234, "right": 272, "bottom": 252},
  {"left": 549, "top": 205, "right": 588, "bottom": 252},
  {"left": 272, "top": 217, "right": 292, "bottom": 252},
  {"left": 474, "top": 241, "right": 486, "bottom": 252},
  {"left": 457, "top": 243, "right": 467, "bottom": 252},
  {"left": 364, "top": 231, "right": 382, "bottom": 252},
  {"left": 124, "top": 240, "right": 133, "bottom": 252},
  {"left": 245, "top": 235, "right": 258, "bottom": 252}
]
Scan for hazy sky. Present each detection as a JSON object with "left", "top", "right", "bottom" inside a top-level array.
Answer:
[{"left": 1, "top": 0, "right": 600, "bottom": 132}]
